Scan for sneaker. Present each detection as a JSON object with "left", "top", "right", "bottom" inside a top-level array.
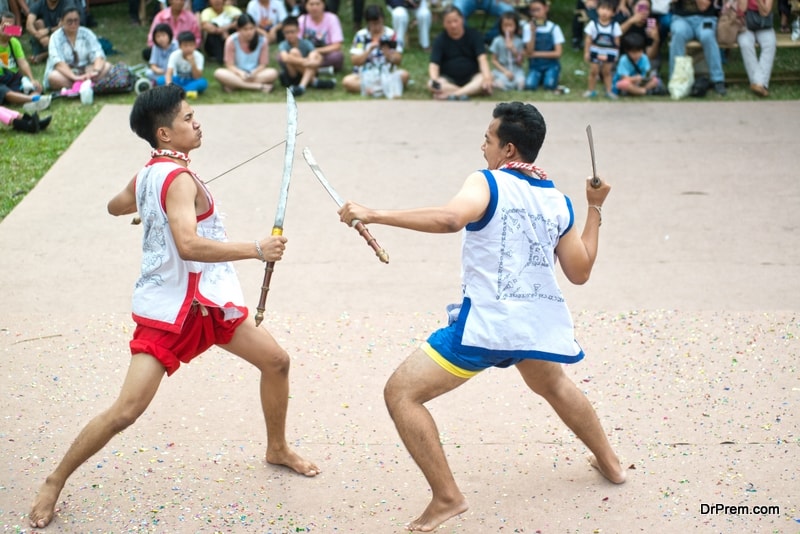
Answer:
[
  {"left": 22, "top": 94, "right": 52, "bottom": 113},
  {"left": 317, "top": 65, "right": 335, "bottom": 76},
  {"left": 290, "top": 84, "right": 306, "bottom": 96},
  {"left": 311, "top": 78, "right": 336, "bottom": 89},
  {"left": 713, "top": 81, "right": 727, "bottom": 96},
  {"left": 11, "top": 112, "right": 40, "bottom": 134},
  {"left": 36, "top": 113, "right": 52, "bottom": 132},
  {"left": 605, "top": 91, "right": 618, "bottom": 100},
  {"left": 582, "top": 90, "right": 597, "bottom": 98}
]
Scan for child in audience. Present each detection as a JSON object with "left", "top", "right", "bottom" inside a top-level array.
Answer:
[
  {"left": 488, "top": 12, "right": 525, "bottom": 91},
  {"left": 613, "top": 31, "right": 663, "bottom": 96},
  {"left": 146, "top": 23, "right": 178, "bottom": 83},
  {"left": 162, "top": 30, "right": 209, "bottom": 94},
  {"left": 213, "top": 14, "right": 278, "bottom": 92},
  {"left": 523, "top": 0, "right": 565, "bottom": 93},
  {"left": 582, "top": 0, "right": 621, "bottom": 98},
  {"left": 277, "top": 15, "right": 332, "bottom": 96}
]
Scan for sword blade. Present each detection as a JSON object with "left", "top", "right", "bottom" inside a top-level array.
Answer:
[
  {"left": 303, "top": 147, "right": 344, "bottom": 207},
  {"left": 272, "top": 89, "right": 298, "bottom": 229},
  {"left": 586, "top": 124, "right": 601, "bottom": 189}
]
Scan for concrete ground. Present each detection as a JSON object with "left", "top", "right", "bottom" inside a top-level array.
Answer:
[{"left": 0, "top": 100, "right": 798, "bottom": 533}]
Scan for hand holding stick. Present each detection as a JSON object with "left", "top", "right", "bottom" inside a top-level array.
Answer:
[{"left": 302, "top": 147, "right": 389, "bottom": 264}]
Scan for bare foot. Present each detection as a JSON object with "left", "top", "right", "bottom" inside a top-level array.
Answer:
[
  {"left": 588, "top": 455, "right": 627, "bottom": 484},
  {"left": 266, "top": 447, "right": 320, "bottom": 477},
  {"left": 29, "top": 478, "right": 63, "bottom": 528},
  {"left": 407, "top": 496, "right": 468, "bottom": 532}
]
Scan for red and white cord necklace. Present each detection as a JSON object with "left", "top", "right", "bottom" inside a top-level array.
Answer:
[
  {"left": 501, "top": 161, "right": 548, "bottom": 180},
  {"left": 151, "top": 149, "right": 190, "bottom": 164}
]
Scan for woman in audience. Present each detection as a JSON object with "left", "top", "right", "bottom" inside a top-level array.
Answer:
[
  {"left": 737, "top": 0, "right": 776, "bottom": 97},
  {"left": 213, "top": 13, "right": 278, "bottom": 92},
  {"left": 298, "top": 0, "right": 344, "bottom": 72},
  {"left": 43, "top": 5, "right": 110, "bottom": 90}
]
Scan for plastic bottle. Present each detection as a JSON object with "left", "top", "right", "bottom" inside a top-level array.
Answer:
[{"left": 79, "top": 80, "right": 94, "bottom": 105}]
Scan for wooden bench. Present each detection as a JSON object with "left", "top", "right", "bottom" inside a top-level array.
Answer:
[{"left": 684, "top": 32, "right": 800, "bottom": 82}]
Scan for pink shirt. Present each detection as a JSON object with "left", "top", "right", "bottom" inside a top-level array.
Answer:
[
  {"left": 147, "top": 8, "right": 202, "bottom": 47},
  {"left": 297, "top": 12, "right": 343, "bottom": 46}
]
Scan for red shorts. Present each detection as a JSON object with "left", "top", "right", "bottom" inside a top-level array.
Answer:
[{"left": 130, "top": 305, "right": 248, "bottom": 376}]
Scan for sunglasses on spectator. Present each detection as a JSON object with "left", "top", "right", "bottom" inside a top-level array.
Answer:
[{"left": 63, "top": 17, "right": 80, "bottom": 24}]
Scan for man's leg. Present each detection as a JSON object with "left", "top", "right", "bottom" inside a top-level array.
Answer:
[
  {"left": 515, "top": 359, "right": 626, "bottom": 484},
  {"left": 384, "top": 348, "right": 470, "bottom": 532},
  {"left": 29, "top": 353, "right": 166, "bottom": 528},
  {"left": 220, "top": 321, "right": 319, "bottom": 476}
]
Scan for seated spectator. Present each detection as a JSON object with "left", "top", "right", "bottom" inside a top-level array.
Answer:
[
  {"left": 246, "top": 0, "right": 286, "bottom": 43},
  {"left": 582, "top": 0, "right": 621, "bottom": 98},
  {"left": 342, "top": 4, "right": 408, "bottom": 95},
  {"left": 668, "top": 0, "right": 726, "bottom": 95},
  {"left": 488, "top": 11, "right": 524, "bottom": 91},
  {"left": 738, "top": 0, "right": 776, "bottom": 97},
  {"left": 613, "top": 31, "right": 664, "bottom": 95},
  {"left": 43, "top": 6, "right": 110, "bottom": 91},
  {"left": 145, "top": 23, "right": 178, "bottom": 82},
  {"left": 1, "top": 11, "right": 50, "bottom": 109},
  {"left": 0, "top": 104, "right": 51, "bottom": 133},
  {"left": 143, "top": 0, "right": 201, "bottom": 62},
  {"left": 385, "top": 0, "right": 431, "bottom": 51},
  {"left": 428, "top": 6, "right": 492, "bottom": 100},
  {"left": 618, "top": 0, "right": 660, "bottom": 65},
  {"left": 523, "top": 0, "right": 565, "bottom": 93},
  {"left": 213, "top": 14, "right": 278, "bottom": 92},
  {"left": 25, "top": 0, "right": 85, "bottom": 64},
  {"left": 298, "top": 0, "right": 344, "bottom": 72},
  {"left": 161, "top": 30, "right": 209, "bottom": 93},
  {"left": 277, "top": 15, "right": 333, "bottom": 96},
  {"left": 200, "top": 0, "right": 242, "bottom": 64}
]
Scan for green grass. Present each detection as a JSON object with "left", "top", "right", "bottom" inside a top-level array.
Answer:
[{"left": 1, "top": 0, "right": 798, "bottom": 221}]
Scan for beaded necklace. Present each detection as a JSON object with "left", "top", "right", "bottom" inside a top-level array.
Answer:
[
  {"left": 151, "top": 149, "right": 190, "bottom": 164},
  {"left": 501, "top": 161, "right": 548, "bottom": 180}
]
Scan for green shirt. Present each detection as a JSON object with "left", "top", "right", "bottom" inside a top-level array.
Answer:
[{"left": 0, "top": 37, "right": 25, "bottom": 74}]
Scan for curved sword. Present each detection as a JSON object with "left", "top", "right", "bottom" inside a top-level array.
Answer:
[{"left": 255, "top": 89, "right": 298, "bottom": 326}]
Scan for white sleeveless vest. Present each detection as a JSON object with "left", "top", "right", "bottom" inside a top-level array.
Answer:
[
  {"left": 132, "top": 158, "right": 246, "bottom": 333},
  {"left": 450, "top": 168, "right": 584, "bottom": 363}
]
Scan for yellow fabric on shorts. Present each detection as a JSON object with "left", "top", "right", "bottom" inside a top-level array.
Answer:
[{"left": 422, "top": 342, "right": 480, "bottom": 379}]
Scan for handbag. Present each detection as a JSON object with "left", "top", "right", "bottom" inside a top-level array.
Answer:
[
  {"left": 717, "top": 0, "right": 744, "bottom": 45},
  {"left": 93, "top": 62, "right": 134, "bottom": 94},
  {"left": 668, "top": 55, "right": 694, "bottom": 100},
  {"left": 744, "top": 9, "right": 774, "bottom": 30}
]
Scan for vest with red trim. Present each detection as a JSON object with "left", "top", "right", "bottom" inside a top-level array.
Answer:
[{"left": 132, "top": 158, "right": 246, "bottom": 333}]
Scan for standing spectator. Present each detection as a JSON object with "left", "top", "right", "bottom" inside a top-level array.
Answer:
[
  {"left": 488, "top": 11, "right": 524, "bottom": 91},
  {"left": 213, "top": 14, "right": 278, "bottom": 92},
  {"left": 1, "top": 10, "right": 49, "bottom": 110},
  {"left": 523, "top": 0, "right": 565, "bottom": 93},
  {"left": 613, "top": 31, "right": 664, "bottom": 95},
  {"left": 246, "top": 0, "right": 287, "bottom": 43},
  {"left": 342, "top": 4, "right": 407, "bottom": 95},
  {"left": 582, "top": 0, "right": 621, "bottom": 98},
  {"left": 298, "top": 0, "right": 344, "bottom": 72},
  {"left": 668, "top": 0, "right": 726, "bottom": 95},
  {"left": 326, "top": 0, "right": 363, "bottom": 31},
  {"left": 43, "top": 5, "right": 110, "bottom": 91},
  {"left": 386, "top": 0, "right": 431, "bottom": 51},
  {"left": 25, "top": 0, "right": 85, "bottom": 64},
  {"left": 738, "top": 0, "right": 776, "bottom": 96},
  {"left": 427, "top": 6, "right": 492, "bottom": 100},
  {"left": 162, "top": 30, "right": 209, "bottom": 94},
  {"left": 200, "top": 0, "right": 242, "bottom": 63},
  {"left": 144, "top": 0, "right": 201, "bottom": 62},
  {"left": 145, "top": 23, "right": 178, "bottom": 83},
  {"left": 277, "top": 15, "right": 331, "bottom": 96}
]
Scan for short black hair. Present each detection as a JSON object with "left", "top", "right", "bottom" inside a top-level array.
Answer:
[
  {"left": 492, "top": 102, "right": 546, "bottom": 163},
  {"left": 621, "top": 31, "right": 645, "bottom": 53},
  {"left": 364, "top": 4, "right": 383, "bottom": 21},
  {"left": 177, "top": 30, "right": 195, "bottom": 44},
  {"left": 282, "top": 15, "right": 299, "bottom": 28},
  {"left": 130, "top": 84, "right": 186, "bottom": 148},
  {"left": 152, "top": 22, "right": 173, "bottom": 42}
]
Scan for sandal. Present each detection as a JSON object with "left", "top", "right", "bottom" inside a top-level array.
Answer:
[{"left": 780, "top": 24, "right": 790, "bottom": 33}]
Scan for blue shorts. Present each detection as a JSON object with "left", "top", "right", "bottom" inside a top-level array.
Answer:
[{"left": 424, "top": 323, "right": 526, "bottom": 378}]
